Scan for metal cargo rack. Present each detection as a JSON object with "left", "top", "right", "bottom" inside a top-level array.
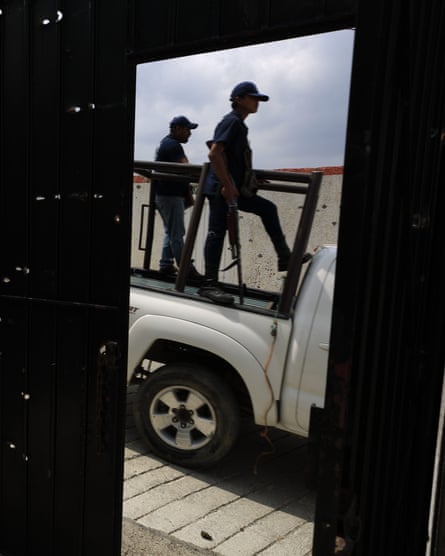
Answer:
[{"left": 133, "top": 160, "right": 323, "bottom": 315}]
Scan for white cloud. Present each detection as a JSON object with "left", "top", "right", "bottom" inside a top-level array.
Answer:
[{"left": 134, "top": 29, "right": 354, "bottom": 169}]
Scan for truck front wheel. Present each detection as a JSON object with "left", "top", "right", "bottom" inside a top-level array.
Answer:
[{"left": 132, "top": 363, "right": 240, "bottom": 468}]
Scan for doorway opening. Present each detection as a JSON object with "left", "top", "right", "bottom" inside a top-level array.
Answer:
[
  {"left": 131, "top": 31, "right": 353, "bottom": 287},
  {"left": 125, "top": 29, "right": 354, "bottom": 554}
]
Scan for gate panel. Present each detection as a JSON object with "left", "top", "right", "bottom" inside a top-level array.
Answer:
[
  {"left": 0, "top": 1, "right": 30, "bottom": 298},
  {"left": 0, "top": 1, "right": 32, "bottom": 551},
  {"left": 29, "top": 0, "right": 62, "bottom": 300},
  {"left": 57, "top": 1, "right": 95, "bottom": 302},
  {"left": 131, "top": 0, "right": 356, "bottom": 62},
  {"left": 26, "top": 304, "right": 59, "bottom": 551},
  {"left": 312, "top": 0, "right": 445, "bottom": 553},
  {"left": 0, "top": 301, "right": 28, "bottom": 554},
  {"left": 90, "top": 0, "right": 132, "bottom": 306},
  {"left": 50, "top": 307, "right": 89, "bottom": 554},
  {"left": 0, "top": 1, "right": 131, "bottom": 554}
]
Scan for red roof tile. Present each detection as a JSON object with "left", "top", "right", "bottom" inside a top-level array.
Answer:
[{"left": 277, "top": 166, "right": 343, "bottom": 175}]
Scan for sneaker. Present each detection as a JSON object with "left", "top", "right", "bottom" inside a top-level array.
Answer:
[
  {"left": 198, "top": 281, "right": 234, "bottom": 305},
  {"left": 159, "top": 264, "right": 177, "bottom": 276}
]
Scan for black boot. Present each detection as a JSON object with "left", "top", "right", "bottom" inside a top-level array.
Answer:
[
  {"left": 274, "top": 240, "right": 291, "bottom": 272},
  {"left": 198, "top": 267, "right": 234, "bottom": 305},
  {"left": 186, "top": 261, "right": 205, "bottom": 285},
  {"left": 276, "top": 245, "right": 312, "bottom": 271},
  {"left": 198, "top": 279, "right": 235, "bottom": 305}
]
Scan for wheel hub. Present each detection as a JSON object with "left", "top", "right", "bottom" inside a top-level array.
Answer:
[
  {"left": 149, "top": 385, "right": 217, "bottom": 450},
  {"left": 172, "top": 405, "right": 194, "bottom": 429}
]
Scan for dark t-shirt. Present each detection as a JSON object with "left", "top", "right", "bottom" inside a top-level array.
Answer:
[
  {"left": 204, "top": 111, "right": 250, "bottom": 195},
  {"left": 152, "top": 135, "right": 189, "bottom": 197}
]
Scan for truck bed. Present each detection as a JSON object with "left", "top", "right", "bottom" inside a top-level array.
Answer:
[{"left": 130, "top": 268, "right": 287, "bottom": 316}]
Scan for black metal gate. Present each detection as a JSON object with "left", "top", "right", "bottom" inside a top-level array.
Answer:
[
  {"left": 313, "top": 0, "right": 445, "bottom": 554},
  {"left": 2, "top": 0, "right": 445, "bottom": 554},
  {"left": 0, "top": 2, "right": 131, "bottom": 554},
  {"left": 1, "top": 1, "right": 356, "bottom": 554}
]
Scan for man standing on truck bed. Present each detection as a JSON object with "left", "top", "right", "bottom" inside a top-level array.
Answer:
[
  {"left": 152, "top": 115, "right": 204, "bottom": 282},
  {"left": 199, "top": 81, "right": 292, "bottom": 304}
]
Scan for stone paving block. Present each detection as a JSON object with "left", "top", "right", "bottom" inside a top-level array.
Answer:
[
  {"left": 242, "top": 479, "right": 307, "bottom": 512},
  {"left": 258, "top": 521, "right": 314, "bottom": 556},
  {"left": 215, "top": 499, "right": 313, "bottom": 555},
  {"left": 136, "top": 457, "right": 308, "bottom": 534},
  {"left": 124, "top": 474, "right": 210, "bottom": 520},
  {"left": 125, "top": 438, "right": 150, "bottom": 459},
  {"left": 138, "top": 484, "right": 238, "bottom": 533},
  {"left": 124, "top": 463, "right": 185, "bottom": 500},
  {"left": 173, "top": 496, "right": 275, "bottom": 550},
  {"left": 122, "top": 518, "right": 215, "bottom": 556},
  {"left": 124, "top": 454, "right": 165, "bottom": 481},
  {"left": 123, "top": 387, "right": 317, "bottom": 555}
]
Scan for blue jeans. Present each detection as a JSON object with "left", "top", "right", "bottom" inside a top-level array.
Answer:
[
  {"left": 155, "top": 195, "right": 185, "bottom": 268},
  {"left": 204, "top": 193, "right": 287, "bottom": 278}
]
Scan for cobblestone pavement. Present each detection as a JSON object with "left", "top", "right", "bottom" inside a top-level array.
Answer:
[{"left": 123, "top": 385, "right": 315, "bottom": 555}]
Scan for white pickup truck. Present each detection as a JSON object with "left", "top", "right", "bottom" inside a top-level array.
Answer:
[{"left": 128, "top": 161, "right": 334, "bottom": 468}]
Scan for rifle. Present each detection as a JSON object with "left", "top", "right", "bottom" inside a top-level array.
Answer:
[{"left": 222, "top": 199, "right": 244, "bottom": 303}]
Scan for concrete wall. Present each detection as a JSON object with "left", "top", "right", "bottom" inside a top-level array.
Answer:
[{"left": 131, "top": 170, "right": 342, "bottom": 291}]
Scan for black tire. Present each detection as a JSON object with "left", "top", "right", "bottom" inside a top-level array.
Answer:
[{"left": 133, "top": 363, "right": 240, "bottom": 468}]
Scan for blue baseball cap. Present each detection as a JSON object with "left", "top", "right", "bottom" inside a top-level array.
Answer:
[
  {"left": 169, "top": 115, "right": 198, "bottom": 129},
  {"left": 230, "top": 81, "right": 269, "bottom": 101}
]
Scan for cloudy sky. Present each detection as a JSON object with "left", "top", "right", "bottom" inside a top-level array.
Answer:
[{"left": 134, "top": 29, "right": 355, "bottom": 170}]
